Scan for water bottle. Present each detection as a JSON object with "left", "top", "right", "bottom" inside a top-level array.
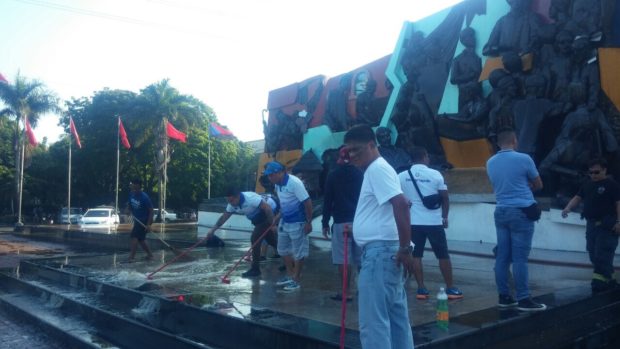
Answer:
[{"left": 436, "top": 287, "right": 449, "bottom": 331}]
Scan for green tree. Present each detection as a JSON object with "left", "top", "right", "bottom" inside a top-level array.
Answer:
[{"left": 0, "top": 74, "right": 60, "bottom": 219}]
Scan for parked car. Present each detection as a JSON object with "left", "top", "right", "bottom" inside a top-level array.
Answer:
[
  {"left": 58, "top": 207, "right": 83, "bottom": 224},
  {"left": 80, "top": 207, "right": 120, "bottom": 226},
  {"left": 153, "top": 208, "right": 177, "bottom": 222}
]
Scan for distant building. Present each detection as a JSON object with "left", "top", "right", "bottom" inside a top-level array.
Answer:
[{"left": 245, "top": 139, "right": 265, "bottom": 155}]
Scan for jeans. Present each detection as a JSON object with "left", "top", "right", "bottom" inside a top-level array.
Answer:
[
  {"left": 494, "top": 206, "right": 534, "bottom": 301},
  {"left": 358, "top": 241, "right": 414, "bottom": 349},
  {"left": 586, "top": 221, "right": 619, "bottom": 280}
]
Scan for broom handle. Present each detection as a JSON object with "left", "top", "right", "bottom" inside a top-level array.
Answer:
[
  {"left": 220, "top": 221, "right": 276, "bottom": 281},
  {"left": 133, "top": 215, "right": 173, "bottom": 249}
]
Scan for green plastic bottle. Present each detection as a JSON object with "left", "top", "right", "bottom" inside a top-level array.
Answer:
[{"left": 436, "top": 287, "right": 449, "bottom": 331}]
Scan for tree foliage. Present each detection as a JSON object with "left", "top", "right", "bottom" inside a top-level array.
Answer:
[{"left": 0, "top": 79, "right": 258, "bottom": 220}]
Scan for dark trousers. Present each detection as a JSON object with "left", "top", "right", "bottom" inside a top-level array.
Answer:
[
  {"left": 586, "top": 220, "right": 619, "bottom": 280},
  {"left": 251, "top": 221, "right": 277, "bottom": 269}
]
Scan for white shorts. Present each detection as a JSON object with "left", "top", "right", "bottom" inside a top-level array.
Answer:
[{"left": 277, "top": 222, "right": 309, "bottom": 260}]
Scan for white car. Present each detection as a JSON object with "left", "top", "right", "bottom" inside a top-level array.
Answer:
[
  {"left": 153, "top": 208, "right": 177, "bottom": 222},
  {"left": 80, "top": 207, "right": 120, "bottom": 226}
]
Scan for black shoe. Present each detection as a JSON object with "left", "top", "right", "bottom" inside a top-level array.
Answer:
[
  {"left": 258, "top": 256, "right": 267, "bottom": 263},
  {"left": 498, "top": 294, "right": 518, "bottom": 308},
  {"left": 517, "top": 298, "right": 547, "bottom": 312},
  {"left": 241, "top": 268, "right": 261, "bottom": 278}
]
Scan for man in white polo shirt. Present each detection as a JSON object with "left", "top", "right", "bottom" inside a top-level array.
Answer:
[
  {"left": 399, "top": 146, "right": 463, "bottom": 300},
  {"left": 344, "top": 124, "right": 415, "bottom": 349},
  {"left": 207, "top": 187, "right": 279, "bottom": 278},
  {"left": 264, "top": 161, "right": 313, "bottom": 291}
]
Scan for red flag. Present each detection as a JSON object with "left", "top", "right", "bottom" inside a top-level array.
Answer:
[
  {"left": 70, "top": 117, "right": 82, "bottom": 148},
  {"left": 118, "top": 117, "right": 131, "bottom": 149},
  {"left": 166, "top": 121, "right": 187, "bottom": 143},
  {"left": 25, "top": 117, "right": 38, "bottom": 146}
]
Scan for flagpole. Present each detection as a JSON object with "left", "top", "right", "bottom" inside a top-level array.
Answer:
[
  {"left": 208, "top": 137, "right": 211, "bottom": 199},
  {"left": 115, "top": 117, "right": 120, "bottom": 215},
  {"left": 68, "top": 128, "right": 72, "bottom": 226},
  {"left": 17, "top": 115, "right": 26, "bottom": 225}
]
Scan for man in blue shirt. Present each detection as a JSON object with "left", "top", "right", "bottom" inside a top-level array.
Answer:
[
  {"left": 265, "top": 161, "right": 313, "bottom": 291},
  {"left": 487, "top": 129, "right": 545, "bottom": 311},
  {"left": 127, "top": 178, "right": 154, "bottom": 262}
]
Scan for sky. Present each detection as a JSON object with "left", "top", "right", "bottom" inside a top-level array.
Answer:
[{"left": 1, "top": 0, "right": 463, "bottom": 143}]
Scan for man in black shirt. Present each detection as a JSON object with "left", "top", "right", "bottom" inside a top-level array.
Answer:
[
  {"left": 562, "top": 158, "right": 620, "bottom": 292},
  {"left": 322, "top": 147, "right": 363, "bottom": 301}
]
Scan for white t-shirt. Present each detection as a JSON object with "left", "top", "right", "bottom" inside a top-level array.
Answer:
[
  {"left": 353, "top": 157, "right": 402, "bottom": 247},
  {"left": 276, "top": 174, "right": 310, "bottom": 223},
  {"left": 225, "top": 192, "right": 264, "bottom": 220},
  {"left": 399, "top": 164, "right": 447, "bottom": 226}
]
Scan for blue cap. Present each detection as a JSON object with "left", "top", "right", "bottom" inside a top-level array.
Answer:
[{"left": 264, "top": 161, "right": 285, "bottom": 175}]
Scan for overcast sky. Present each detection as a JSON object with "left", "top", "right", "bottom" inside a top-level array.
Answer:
[{"left": 1, "top": 0, "right": 463, "bottom": 143}]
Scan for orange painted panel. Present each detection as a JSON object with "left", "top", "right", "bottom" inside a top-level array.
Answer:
[
  {"left": 599, "top": 48, "right": 620, "bottom": 111},
  {"left": 254, "top": 150, "right": 303, "bottom": 193},
  {"left": 479, "top": 53, "right": 533, "bottom": 81},
  {"left": 440, "top": 137, "right": 494, "bottom": 168}
]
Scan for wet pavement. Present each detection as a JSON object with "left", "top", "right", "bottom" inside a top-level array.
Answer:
[{"left": 1, "top": 223, "right": 619, "bottom": 347}]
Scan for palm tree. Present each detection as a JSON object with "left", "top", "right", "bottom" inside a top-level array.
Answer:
[
  {"left": 135, "top": 79, "right": 210, "bottom": 221},
  {"left": 0, "top": 73, "right": 60, "bottom": 222}
]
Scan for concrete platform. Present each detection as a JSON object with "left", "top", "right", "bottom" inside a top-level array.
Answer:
[{"left": 2, "top": 224, "right": 619, "bottom": 348}]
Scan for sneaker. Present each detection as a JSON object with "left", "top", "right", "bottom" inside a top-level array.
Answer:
[
  {"left": 498, "top": 294, "right": 518, "bottom": 308},
  {"left": 283, "top": 281, "right": 300, "bottom": 291},
  {"left": 517, "top": 298, "right": 547, "bottom": 312},
  {"left": 446, "top": 287, "right": 464, "bottom": 299},
  {"left": 416, "top": 288, "right": 430, "bottom": 300},
  {"left": 241, "top": 268, "right": 261, "bottom": 278},
  {"left": 276, "top": 276, "right": 293, "bottom": 286}
]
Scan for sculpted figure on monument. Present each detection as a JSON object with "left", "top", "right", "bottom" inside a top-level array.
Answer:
[
  {"left": 324, "top": 73, "right": 353, "bottom": 132},
  {"left": 450, "top": 27, "right": 482, "bottom": 109},
  {"left": 570, "top": 35, "right": 601, "bottom": 111},
  {"left": 513, "top": 74, "right": 565, "bottom": 158},
  {"left": 487, "top": 69, "right": 520, "bottom": 137},
  {"left": 540, "top": 83, "right": 618, "bottom": 175},
  {"left": 375, "top": 126, "right": 411, "bottom": 173},
  {"left": 355, "top": 79, "right": 382, "bottom": 126},
  {"left": 548, "top": 30, "right": 574, "bottom": 104},
  {"left": 483, "top": 0, "right": 543, "bottom": 56}
]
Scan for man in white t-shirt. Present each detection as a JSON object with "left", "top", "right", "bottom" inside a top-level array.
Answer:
[
  {"left": 207, "top": 187, "right": 278, "bottom": 278},
  {"left": 264, "top": 161, "right": 313, "bottom": 292},
  {"left": 345, "top": 124, "right": 415, "bottom": 349},
  {"left": 399, "top": 146, "right": 463, "bottom": 300}
]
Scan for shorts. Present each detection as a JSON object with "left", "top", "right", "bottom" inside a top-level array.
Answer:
[
  {"left": 331, "top": 222, "right": 361, "bottom": 265},
  {"left": 277, "top": 222, "right": 309, "bottom": 260},
  {"left": 131, "top": 223, "right": 148, "bottom": 241},
  {"left": 411, "top": 225, "right": 449, "bottom": 259}
]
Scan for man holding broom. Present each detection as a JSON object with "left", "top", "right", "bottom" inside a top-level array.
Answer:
[
  {"left": 207, "top": 186, "right": 279, "bottom": 278},
  {"left": 127, "top": 178, "right": 154, "bottom": 262}
]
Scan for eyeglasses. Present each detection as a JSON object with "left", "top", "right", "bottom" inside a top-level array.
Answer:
[{"left": 589, "top": 170, "right": 601, "bottom": 175}]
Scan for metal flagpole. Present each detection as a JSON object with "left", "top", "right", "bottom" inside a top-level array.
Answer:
[
  {"left": 67, "top": 127, "right": 72, "bottom": 226},
  {"left": 17, "top": 115, "right": 26, "bottom": 225},
  {"left": 208, "top": 137, "right": 211, "bottom": 199},
  {"left": 115, "top": 117, "right": 120, "bottom": 215}
]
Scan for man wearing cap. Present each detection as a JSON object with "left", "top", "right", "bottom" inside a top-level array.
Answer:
[
  {"left": 322, "top": 147, "right": 363, "bottom": 301},
  {"left": 207, "top": 186, "right": 279, "bottom": 278},
  {"left": 264, "top": 161, "right": 313, "bottom": 291},
  {"left": 344, "top": 124, "right": 415, "bottom": 349}
]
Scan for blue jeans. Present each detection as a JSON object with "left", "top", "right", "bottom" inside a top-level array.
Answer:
[
  {"left": 586, "top": 220, "right": 619, "bottom": 279},
  {"left": 494, "top": 206, "right": 534, "bottom": 301},
  {"left": 358, "top": 241, "right": 414, "bottom": 349}
]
